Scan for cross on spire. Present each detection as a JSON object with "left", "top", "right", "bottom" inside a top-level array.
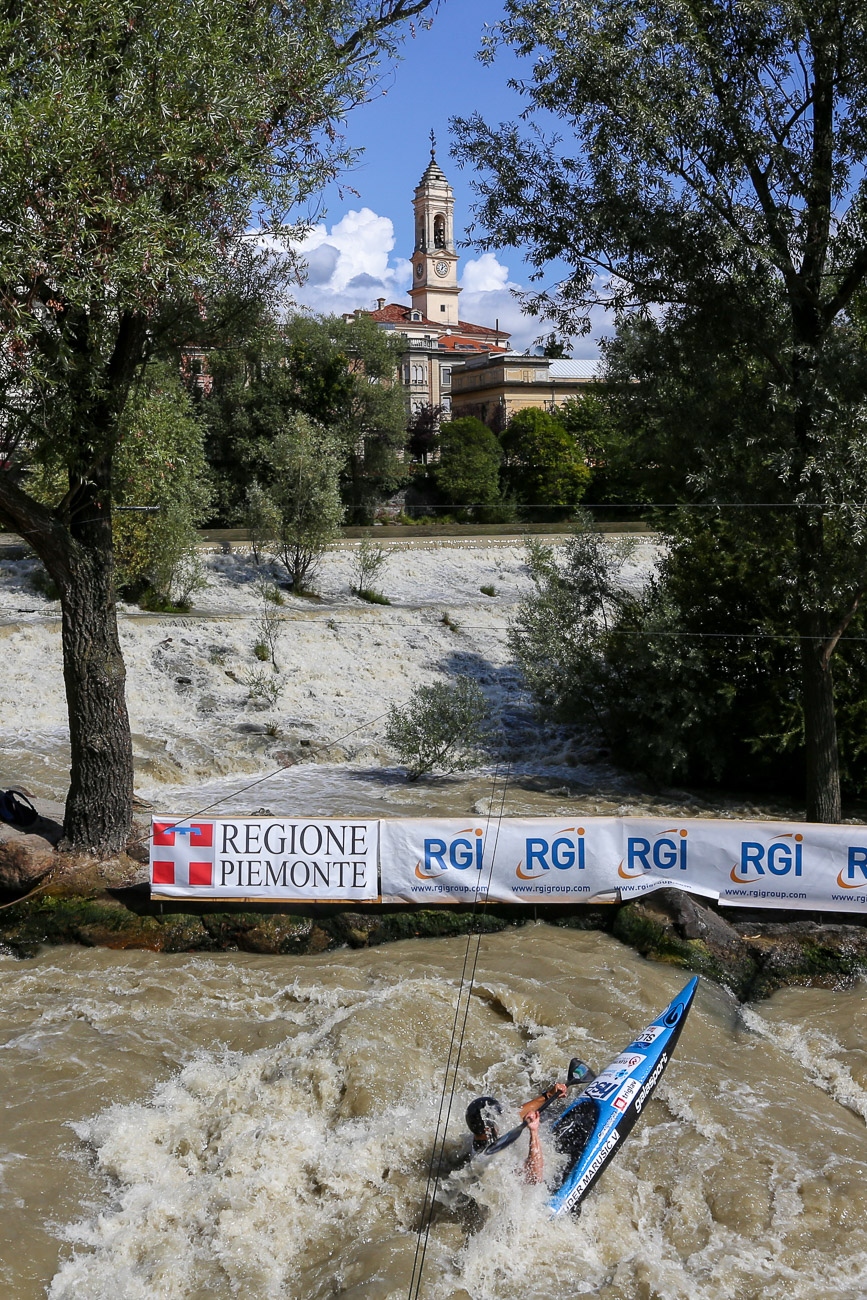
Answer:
[{"left": 429, "top": 128, "right": 436, "bottom": 159}]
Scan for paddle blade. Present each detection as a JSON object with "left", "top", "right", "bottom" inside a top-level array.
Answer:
[{"left": 567, "top": 1058, "right": 595, "bottom": 1089}]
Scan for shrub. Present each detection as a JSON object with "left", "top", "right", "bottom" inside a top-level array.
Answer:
[
  {"left": 243, "top": 480, "right": 281, "bottom": 565},
  {"left": 252, "top": 575, "right": 284, "bottom": 667},
  {"left": 244, "top": 668, "right": 283, "bottom": 709},
  {"left": 385, "top": 678, "right": 490, "bottom": 780},
  {"left": 351, "top": 536, "right": 393, "bottom": 599}
]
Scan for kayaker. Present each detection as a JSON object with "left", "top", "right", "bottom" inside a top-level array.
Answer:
[{"left": 465, "top": 1082, "right": 568, "bottom": 1181}]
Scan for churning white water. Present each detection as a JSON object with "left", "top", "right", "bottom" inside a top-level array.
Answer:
[
  {"left": 0, "top": 537, "right": 660, "bottom": 811},
  {"left": 3, "top": 930, "right": 867, "bottom": 1299}
]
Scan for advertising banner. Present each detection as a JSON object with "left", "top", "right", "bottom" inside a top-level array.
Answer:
[
  {"left": 379, "top": 817, "right": 621, "bottom": 904},
  {"left": 150, "top": 817, "right": 379, "bottom": 901},
  {"left": 379, "top": 816, "right": 867, "bottom": 913},
  {"left": 150, "top": 814, "right": 867, "bottom": 912}
]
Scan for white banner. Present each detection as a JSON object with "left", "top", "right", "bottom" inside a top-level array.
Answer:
[
  {"left": 379, "top": 817, "right": 621, "bottom": 903},
  {"left": 150, "top": 817, "right": 379, "bottom": 901},
  {"left": 150, "top": 815, "right": 867, "bottom": 912},
  {"left": 379, "top": 816, "right": 867, "bottom": 913}
]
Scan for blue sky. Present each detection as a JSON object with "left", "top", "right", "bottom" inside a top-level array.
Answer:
[{"left": 290, "top": 2, "right": 607, "bottom": 356}]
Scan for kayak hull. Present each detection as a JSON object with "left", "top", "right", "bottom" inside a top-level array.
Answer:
[{"left": 548, "top": 976, "right": 699, "bottom": 1217}]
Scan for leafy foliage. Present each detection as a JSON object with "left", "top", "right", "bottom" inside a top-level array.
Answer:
[
  {"left": 386, "top": 678, "right": 491, "bottom": 780},
  {"left": 500, "top": 408, "right": 590, "bottom": 517},
  {"left": 112, "top": 369, "right": 212, "bottom": 606},
  {"left": 512, "top": 516, "right": 867, "bottom": 800},
  {"left": 204, "top": 311, "right": 407, "bottom": 524},
  {"left": 269, "top": 414, "right": 345, "bottom": 592},
  {"left": 434, "top": 416, "right": 503, "bottom": 520}
]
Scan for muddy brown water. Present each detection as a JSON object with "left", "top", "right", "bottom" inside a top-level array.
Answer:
[{"left": 3, "top": 929, "right": 867, "bottom": 1299}]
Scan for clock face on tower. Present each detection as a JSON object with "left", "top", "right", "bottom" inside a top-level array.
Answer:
[{"left": 435, "top": 260, "right": 450, "bottom": 278}]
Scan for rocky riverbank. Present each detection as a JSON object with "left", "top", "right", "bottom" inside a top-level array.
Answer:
[{"left": 4, "top": 821, "right": 867, "bottom": 1001}]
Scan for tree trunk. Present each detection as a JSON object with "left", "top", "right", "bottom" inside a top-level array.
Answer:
[
  {"left": 789, "top": 317, "right": 842, "bottom": 824},
  {"left": 800, "top": 617, "right": 841, "bottom": 823},
  {"left": 0, "top": 465, "right": 134, "bottom": 853},
  {"left": 59, "top": 538, "right": 133, "bottom": 854}
]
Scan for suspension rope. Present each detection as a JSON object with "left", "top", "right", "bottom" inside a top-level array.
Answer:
[{"left": 407, "top": 763, "right": 511, "bottom": 1300}]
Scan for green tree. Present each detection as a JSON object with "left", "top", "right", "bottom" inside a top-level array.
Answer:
[
  {"left": 434, "top": 416, "right": 503, "bottom": 519},
  {"left": 500, "top": 408, "right": 590, "bottom": 517},
  {"left": 0, "top": 0, "right": 436, "bottom": 851},
  {"left": 558, "top": 388, "right": 656, "bottom": 507},
  {"left": 113, "top": 368, "right": 212, "bottom": 608},
  {"left": 455, "top": 0, "right": 867, "bottom": 821},
  {"left": 386, "top": 679, "right": 491, "bottom": 780},
  {"left": 269, "top": 414, "right": 345, "bottom": 593}
]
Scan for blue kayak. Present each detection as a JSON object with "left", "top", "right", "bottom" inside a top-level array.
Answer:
[{"left": 548, "top": 976, "right": 699, "bottom": 1217}]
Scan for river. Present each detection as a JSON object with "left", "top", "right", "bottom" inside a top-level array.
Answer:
[{"left": 3, "top": 928, "right": 867, "bottom": 1299}]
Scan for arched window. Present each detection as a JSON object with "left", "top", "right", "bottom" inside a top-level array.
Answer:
[
  {"left": 434, "top": 214, "right": 446, "bottom": 248},
  {"left": 411, "top": 363, "right": 427, "bottom": 384}
]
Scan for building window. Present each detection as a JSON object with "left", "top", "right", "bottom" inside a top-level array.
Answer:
[
  {"left": 442, "top": 396, "right": 452, "bottom": 413},
  {"left": 434, "top": 214, "right": 446, "bottom": 248},
  {"left": 441, "top": 367, "right": 452, "bottom": 386},
  {"left": 411, "top": 310, "right": 422, "bottom": 321},
  {"left": 411, "top": 364, "right": 427, "bottom": 384},
  {"left": 440, "top": 304, "right": 446, "bottom": 312}
]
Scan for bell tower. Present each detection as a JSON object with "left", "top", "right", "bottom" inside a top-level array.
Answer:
[{"left": 409, "top": 132, "right": 461, "bottom": 326}]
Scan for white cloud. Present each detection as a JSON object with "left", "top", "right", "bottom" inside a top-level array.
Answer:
[
  {"left": 285, "top": 208, "right": 609, "bottom": 355},
  {"left": 460, "top": 252, "right": 510, "bottom": 294},
  {"left": 288, "top": 208, "right": 411, "bottom": 315}
]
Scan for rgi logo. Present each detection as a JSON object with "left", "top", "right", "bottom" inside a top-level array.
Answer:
[
  {"left": 516, "top": 826, "right": 585, "bottom": 880},
  {"left": 835, "top": 846, "right": 867, "bottom": 890},
  {"left": 730, "top": 832, "right": 803, "bottom": 882},
  {"left": 618, "top": 828, "right": 688, "bottom": 879},
  {"left": 417, "top": 827, "right": 485, "bottom": 878}
]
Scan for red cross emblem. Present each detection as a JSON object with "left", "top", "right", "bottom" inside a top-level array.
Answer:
[{"left": 151, "top": 820, "right": 215, "bottom": 887}]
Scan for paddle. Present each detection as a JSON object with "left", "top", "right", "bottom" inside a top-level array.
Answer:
[{"left": 483, "top": 1058, "right": 594, "bottom": 1156}]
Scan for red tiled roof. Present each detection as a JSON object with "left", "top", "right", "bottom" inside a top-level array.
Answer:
[
  {"left": 365, "top": 303, "right": 421, "bottom": 324},
  {"left": 361, "top": 303, "right": 510, "bottom": 342}
]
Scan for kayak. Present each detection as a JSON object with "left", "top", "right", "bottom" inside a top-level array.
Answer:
[{"left": 548, "top": 976, "right": 699, "bottom": 1217}]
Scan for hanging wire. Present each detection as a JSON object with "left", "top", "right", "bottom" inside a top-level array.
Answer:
[{"left": 407, "top": 763, "right": 511, "bottom": 1300}]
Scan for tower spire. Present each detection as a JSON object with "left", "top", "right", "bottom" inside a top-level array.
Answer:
[{"left": 411, "top": 135, "right": 459, "bottom": 326}]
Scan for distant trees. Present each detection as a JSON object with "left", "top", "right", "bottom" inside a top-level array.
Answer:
[
  {"left": 434, "top": 417, "right": 503, "bottom": 519},
  {"left": 204, "top": 311, "right": 407, "bottom": 526},
  {"left": 500, "top": 408, "right": 590, "bottom": 517}
]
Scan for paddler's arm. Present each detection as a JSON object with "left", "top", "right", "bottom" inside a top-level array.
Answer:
[
  {"left": 518, "top": 1081, "right": 567, "bottom": 1120},
  {"left": 523, "top": 1109, "right": 544, "bottom": 1184}
]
